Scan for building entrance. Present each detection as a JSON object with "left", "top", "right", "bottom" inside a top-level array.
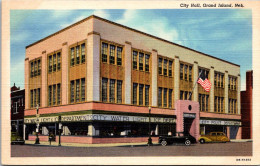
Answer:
[{"left": 184, "top": 118, "right": 194, "bottom": 135}]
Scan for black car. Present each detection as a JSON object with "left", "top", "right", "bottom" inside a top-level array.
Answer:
[{"left": 158, "top": 132, "right": 197, "bottom": 146}]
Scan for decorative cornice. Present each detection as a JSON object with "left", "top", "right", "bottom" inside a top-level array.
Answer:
[
  {"left": 152, "top": 49, "right": 158, "bottom": 52},
  {"left": 42, "top": 50, "right": 46, "bottom": 54},
  {"left": 211, "top": 66, "right": 214, "bottom": 69},
  {"left": 125, "top": 41, "right": 132, "bottom": 45},
  {"left": 62, "top": 42, "right": 68, "bottom": 46},
  {"left": 238, "top": 74, "right": 240, "bottom": 76},
  {"left": 88, "top": 31, "right": 100, "bottom": 36},
  {"left": 194, "top": 61, "right": 198, "bottom": 64},
  {"left": 175, "top": 56, "right": 179, "bottom": 59},
  {"left": 24, "top": 57, "right": 29, "bottom": 61},
  {"left": 225, "top": 71, "right": 228, "bottom": 73}
]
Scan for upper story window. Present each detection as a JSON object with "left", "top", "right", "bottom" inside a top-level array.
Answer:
[
  {"left": 30, "top": 88, "right": 41, "bottom": 108},
  {"left": 228, "top": 76, "right": 237, "bottom": 90},
  {"left": 158, "top": 56, "right": 173, "bottom": 77},
  {"left": 48, "top": 51, "right": 61, "bottom": 73},
  {"left": 70, "top": 42, "right": 86, "bottom": 67},
  {"left": 158, "top": 58, "right": 162, "bottom": 75},
  {"left": 169, "top": 60, "right": 173, "bottom": 77},
  {"left": 214, "top": 72, "right": 224, "bottom": 88},
  {"left": 199, "top": 68, "right": 209, "bottom": 79},
  {"left": 101, "top": 78, "right": 123, "bottom": 104},
  {"left": 132, "top": 83, "right": 149, "bottom": 106},
  {"left": 70, "top": 78, "right": 86, "bottom": 104},
  {"left": 30, "top": 58, "right": 41, "bottom": 77},
  {"left": 163, "top": 59, "right": 168, "bottom": 76},
  {"left": 102, "top": 41, "right": 123, "bottom": 66},
  {"left": 132, "top": 50, "right": 150, "bottom": 72},
  {"left": 180, "top": 62, "right": 193, "bottom": 81}
]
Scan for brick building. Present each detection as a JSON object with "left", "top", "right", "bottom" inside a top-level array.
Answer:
[
  {"left": 24, "top": 15, "right": 241, "bottom": 144},
  {"left": 241, "top": 70, "right": 253, "bottom": 139}
]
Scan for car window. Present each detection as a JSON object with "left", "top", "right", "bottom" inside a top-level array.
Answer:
[{"left": 211, "top": 133, "right": 217, "bottom": 136}]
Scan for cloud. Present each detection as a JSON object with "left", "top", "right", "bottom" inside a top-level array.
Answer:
[
  {"left": 116, "top": 10, "right": 179, "bottom": 44},
  {"left": 93, "top": 9, "right": 110, "bottom": 19},
  {"left": 10, "top": 61, "right": 25, "bottom": 89},
  {"left": 11, "top": 32, "right": 30, "bottom": 44},
  {"left": 51, "top": 10, "right": 74, "bottom": 19}
]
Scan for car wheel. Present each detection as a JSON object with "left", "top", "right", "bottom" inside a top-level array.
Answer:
[
  {"left": 161, "top": 140, "right": 167, "bottom": 146},
  {"left": 185, "top": 140, "right": 191, "bottom": 146},
  {"left": 199, "top": 139, "right": 205, "bottom": 144}
]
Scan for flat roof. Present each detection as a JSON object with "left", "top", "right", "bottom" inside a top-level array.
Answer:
[{"left": 26, "top": 15, "right": 240, "bottom": 67}]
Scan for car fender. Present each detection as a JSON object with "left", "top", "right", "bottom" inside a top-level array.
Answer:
[{"left": 199, "top": 136, "right": 212, "bottom": 142}]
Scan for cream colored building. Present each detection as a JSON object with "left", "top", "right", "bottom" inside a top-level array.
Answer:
[{"left": 24, "top": 15, "right": 241, "bottom": 144}]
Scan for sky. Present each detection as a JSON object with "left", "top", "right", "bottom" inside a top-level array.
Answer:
[{"left": 10, "top": 9, "right": 252, "bottom": 90}]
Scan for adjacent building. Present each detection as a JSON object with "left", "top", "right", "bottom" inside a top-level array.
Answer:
[
  {"left": 11, "top": 83, "right": 25, "bottom": 137},
  {"left": 241, "top": 70, "right": 253, "bottom": 139},
  {"left": 24, "top": 15, "right": 241, "bottom": 144}
]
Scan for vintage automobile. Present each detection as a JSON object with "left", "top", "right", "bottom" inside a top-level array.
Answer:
[
  {"left": 199, "top": 132, "right": 230, "bottom": 144},
  {"left": 11, "top": 132, "right": 25, "bottom": 145},
  {"left": 159, "top": 132, "right": 197, "bottom": 146}
]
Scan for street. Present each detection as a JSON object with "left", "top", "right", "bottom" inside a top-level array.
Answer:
[{"left": 11, "top": 142, "right": 252, "bottom": 157}]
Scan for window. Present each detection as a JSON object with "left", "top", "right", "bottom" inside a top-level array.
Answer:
[
  {"left": 169, "top": 89, "right": 173, "bottom": 108},
  {"left": 70, "top": 48, "right": 75, "bottom": 66},
  {"left": 139, "top": 84, "right": 144, "bottom": 105},
  {"left": 102, "top": 78, "right": 108, "bottom": 102},
  {"left": 184, "top": 65, "right": 188, "bottom": 80},
  {"left": 37, "top": 88, "right": 40, "bottom": 107},
  {"left": 33, "top": 89, "right": 36, "bottom": 107},
  {"left": 163, "top": 88, "right": 167, "bottom": 107},
  {"left": 180, "top": 64, "right": 183, "bottom": 80},
  {"left": 48, "top": 86, "right": 52, "bottom": 106},
  {"left": 180, "top": 91, "right": 183, "bottom": 100},
  {"left": 30, "top": 90, "right": 33, "bottom": 107},
  {"left": 145, "top": 85, "right": 149, "bottom": 106},
  {"left": 109, "top": 79, "right": 115, "bottom": 102},
  {"left": 158, "top": 87, "right": 162, "bottom": 107},
  {"left": 145, "top": 54, "right": 150, "bottom": 72},
  {"left": 133, "top": 51, "right": 138, "bottom": 70},
  {"left": 76, "top": 79, "right": 80, "bottom": 102},
  {"left": 215, "top": 72, "right": 224, "bottom": 88},
  {"left": 49, "top": 56, "right": 53, "bottom": 72},
  {"left": 53, "top": 54, "right": 56, "bottom": 71},
  {"left": 163, "top": 59, "right": 168, "bottom": 76},
  {"left": 215, "top": 96, "right": 224, "bottom": 113},
  {"left": 81, "top": 78, "right": 85, "bottom": 102},
  {"left": 57, "top": 84, "right": 61, "bottom": 105},
  {"left": 202, "top": 95, "right": 205, "bottom": 111},
  {"left": 169, "top": 61, "right": 173, "bottom": 77},
  {"left": 109, "top": 45, "right": 115, "bottom": 64},
  {"left": 57, "top": 53, "right": 61, "bottom": 70},
  {"left": 206, "top": 95, "right": 209, "bottom": 112},
  {"left": 158, "top": 58, "right": 162, "bottom": 75},
  {"left": 215, "top": 73, "right": 217, "bottom": 86},
  {"left": 53, "top": 84, "right": 56, "bottom": 105},
  {"left": 76, "top": 46, "right": 80, "bottom": 64},
  {"left": 81, "top": 43, "right": 85, "bottom": 63},
  {"left": 70, "top": 81, "right": 75, "bottom": 103},
  {"left": 189, "top": 66, "right": 192, "bottom": 81},
  {"left": 117, "top": 80, "right": 122, "bottom": 103},
  {"left": 102, "top": 43, "right": 108, "bottom": 63},
  {"left": 38, "top": 59, "right": 41, "bottom": 75},
  {"left": 221, "top": 75, "right": 224, "bottom": 88},
  {"left": 34, "top": 61, "right": 37, "bottom": 76},
  {"left": 31, "top": 62, "right": 34, "bottom": 77},
  {"left": 133, "top": 83, "right": 138, "bottom": 105},
  {"left": 117, "top": 47, "right": 122, "bottom": 66},
  {"left": 139, "top": 53, "right": 144, "bottom": 71}
]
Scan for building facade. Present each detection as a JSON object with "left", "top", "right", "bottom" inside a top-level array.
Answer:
[
  {"left": 11, "top": 84, "right": 25, "bottom": 137},
  {"left": 241, "top": 70, "right": 253, "bottom": 139},
  {"left": 24, "top": 15, "right": 241, "bottom": 144}
]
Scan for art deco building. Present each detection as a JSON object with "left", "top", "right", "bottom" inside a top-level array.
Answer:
[{"left": 24, "top": 15, "right": 241, "bottom": 143}]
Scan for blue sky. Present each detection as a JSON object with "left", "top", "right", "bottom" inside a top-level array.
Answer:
[{"left": 11, "top": 9, "right": 252, "bottom": 90}]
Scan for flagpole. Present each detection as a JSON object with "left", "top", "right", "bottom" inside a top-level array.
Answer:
[{"left": 188, "top": 71, "right": 203, "bottom": 100}]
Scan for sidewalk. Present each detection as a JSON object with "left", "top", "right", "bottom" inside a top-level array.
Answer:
[
  {"left": 25, "top": 140, "right": 159, "bottom": 147},
  {"left": 230, "top": 139, "right": 252, "bottom": 143}
]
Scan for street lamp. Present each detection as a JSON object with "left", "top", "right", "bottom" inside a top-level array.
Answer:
[
  {"left": 58, "top": 116, "right": 62, "bottom": 146},
  {"left": 35, "top": 104, "right": 40, "bottom": 144},
  {"left": 147, "top": 106, "right": 153, "bottom": 146}
]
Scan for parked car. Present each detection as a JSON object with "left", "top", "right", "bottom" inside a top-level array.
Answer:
[
  {"left": 159, "top": 132, "right": 197, "bottom": 146},
  {"left": 199, "top": 132, "right": 229, "bottom": 144},
  {"left": 11, "top": 132, "right": 25, "bottom": 145}
]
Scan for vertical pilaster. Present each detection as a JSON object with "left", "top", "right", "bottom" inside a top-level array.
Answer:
[
  {"left": 87, "top": 31, "right": 100, "bottom": 101},
  {"left": 151, "top": 49, "right": 158, "bottom": 106},
  {"left": 237, "top": 74, "right": 241, "bottom": 114},
  {"left": 61, "top": 42, "right": 68, "bottom": 105},
  {"left": 174, "top": 56, "right": 180, "bottom": 102},
  {"left": 225, "top": 71, "right": 229, "bottom": 113},
  {"left": 24, "top": 58, "right": 29, "bottom": 110},
  {"left": 41, "top": 51, "right": 47, "bottom": 107},
  {"left": 124, "top": 41, "right": 132, "bottom": 104},
  {"left": 210, "top": 66, "right": 215, "bottom": 112},
  {"left": 193, "top": 61, "right": 199, "bottom": 102},
  {"left": 23, "top": 124, "right": 26, "bottom": 140}
]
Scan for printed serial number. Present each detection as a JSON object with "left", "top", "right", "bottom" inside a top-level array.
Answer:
[{"left": 236, "top": 158, "right": 251, "bottom": 161}]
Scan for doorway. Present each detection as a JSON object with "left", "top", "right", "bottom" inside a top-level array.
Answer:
[{"left": 184, "top": 118, "right": 194, "bottom": 135}]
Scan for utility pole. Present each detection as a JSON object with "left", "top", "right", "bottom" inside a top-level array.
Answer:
[{"left": 35, "top": 104, "right": 40, "bottom": 144}]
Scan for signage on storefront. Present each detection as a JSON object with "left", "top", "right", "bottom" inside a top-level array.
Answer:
[
  {"left": 24, "top": 114, "right": 176, "bottom": 124},
  {"left": 200, "top": 119, "right": 241, "bottom": 126},
  {"left": 183, "top": 113, "right": 196, "bottom": 118}
]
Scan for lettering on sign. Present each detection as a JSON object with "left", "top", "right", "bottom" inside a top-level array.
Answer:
[
  {"left": 183, "top": 113, "right": 196, "bottom": 118},
  {"left": 200, "top": 120, "right": 241, "bottom": 126},
  {"left": 24, "top": 114, "right": 176, "bottom": 124}
]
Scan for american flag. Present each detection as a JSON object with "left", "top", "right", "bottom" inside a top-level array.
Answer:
[{"left": 197, "top": 72, "right": 211, "bottom": 92}]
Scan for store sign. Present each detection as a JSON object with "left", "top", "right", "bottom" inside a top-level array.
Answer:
[
  {"left": 183, "top": 113, "right": 196, "bottom": 118},
  {"left": 200, "top": 120, "right": 241, "bottom": 126},
  {"left": 24, "top": 114, "right": 176, "bottom": 124}
]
